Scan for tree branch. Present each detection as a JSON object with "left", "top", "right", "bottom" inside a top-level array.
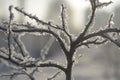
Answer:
[
  {"left": 48, "top": 71, "right": 61, "bottom": 80},
  {"left": 14, "top": 7, "right": 62, "bottom": 30},
  {"left": 61, "top": 4, "right": 72, "bottom": 43},
  {"left": 74, "top": 0, "right": 96, "bottom": 46},
  {"left": 8, "top": 5, "right": 13, "bottom": 59},
  {"left": 0, "top": 50, "right": 66, "bottom": 72},
  {"left": 76, "top": 39, "right": 107, "bottom": 48},
  {"left": 0, "top": 25, "right": 68, "bottom": 54},
  {"left": 83, "top": 28, "right": 120, "bottom": 41},
  {"left": 13, "top": 35, "right": 27, "bottom": 57},
  {"left": 25, "top": 62, "right": 66, "bottom": 72}
]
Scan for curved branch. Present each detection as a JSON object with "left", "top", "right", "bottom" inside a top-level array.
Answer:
[
  {"left": 76, "top": 39, "right": 107, "bottom": 48},
  {"left": 0, "top": 25, "right": 68, "bottom": 55},
  {"left": 74, "top": 2, "right": 96, "bottom": 46},
  {"left": 26, "top": 62, "right": 66, "bottom": 72},
  {"left": 0, "top": 53, "right": 66, "bottom": 72},
  {"left": 14, "top": 7, "right": 62, "bottom": 30},
  {"left": 83, "top": 28, "right": 120, "bottom": 41}
]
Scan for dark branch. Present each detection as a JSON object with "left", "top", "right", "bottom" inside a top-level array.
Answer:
[
  {"left": 8, "top": 5, "right": 13, "bottom": 59},
  {"left": 107, "top": 13, "right": 114, "bottom": 28},
  {"left": 61, "top": 4, "right": 72, "bottom": 43},
  {"left": 14, "top": 7, "right": 62, "bottom": 30},
  {"left": 25, "top": 62, "right": 66, "bottom": 72},
  {"left": 0, "top": 53, "right": 66, "bottom": 72},
  {"left": 83, "top": 28, "right": 120, "bottom": 41},
  {"left": 48, "top": 71, "right": 61, "bottom": 80},
  {"left": 0, "top": 25, "right": 68, "bottom": 54},
  {"left": 13, "top": 36, "right": 27, "bottom": 57},
  {"left": 74, "top": 0, "right": 96, "bottom": 45},
  {"left": 76, "top": 39, "right": 107, "bottom": 48}
]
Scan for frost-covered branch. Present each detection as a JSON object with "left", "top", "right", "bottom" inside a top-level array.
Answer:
[
  {"left": 83, "top": 28, "right": 120, "bottom": 41},
  {"left": 8, "top": 5, "right": 13, "bottom": 59},
  {"left": 77, "top": 39, "right": 107, "bottom": 48},
  {"left": 0, "top": 51, "right": 66, "bottom": 72},
  {"left": 102, "top": 33, "right": 120, "bottom": 47},
  {"left": 74, "top": 0, "right": 112, "bottom": 46},
  {"left": 13, "top": 35, "right": 28, "bottom": 57},
  {"left": 61, "top": 4, "right": 72, "bottom": 43},
  {"left": 1, "top": 71, "right": 35, "bottom": 80},
  {"left": 14, "top": 7, "right": 62, "bottom": 30},
  {"left": 25, "top": 61, "right": 66, "bottom": 72},
  {"left": 15, "top": 5, "right": 72, "bottom": 49},
  {"left": 47, "top": 71, "right": 61, "bottom": 80},
  {"left": 61, "top": 4, "right": 66, "bottom": 30},
  {"left": 74, "top": 0, "right": 97, "bottom": 45},
  {"left": 0, "top": 24, "right": 68, "bottom": 54},
  {"left": 107, "top": 13, "right": 114, "bottom": 28}
]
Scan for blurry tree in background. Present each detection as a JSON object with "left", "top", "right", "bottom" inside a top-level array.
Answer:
[{"left": 0, "top": 0, "right": 120, "bottom": 80}]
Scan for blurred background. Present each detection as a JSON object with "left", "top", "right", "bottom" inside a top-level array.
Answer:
[{"left": 0, "top": 0, "right": 120, "bottom": 80}]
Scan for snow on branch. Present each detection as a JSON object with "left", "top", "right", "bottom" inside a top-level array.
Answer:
[
  {"left": 60, "top": 4, "right": 72, "bottom": 43},
  {"left": 14, "top": 7, "right": 62, "bottom": 30},
  {"left": 74, "top": 0, "right": 113, "bottom": 46},
  {"left": 0, "top": 24, "right": 69, "bottom": 54},
  {"left": 13, "top": 35, "right": 28, "bottom": 57},
  {"left": 8, "top": 5, "right": 14, "bottom": 59},
  {"left": 76, "top": 39, "right": 107, "bottom": 48}
]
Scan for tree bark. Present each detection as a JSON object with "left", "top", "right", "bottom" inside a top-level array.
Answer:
[
  {"left": 65, "top": 55, "right": 73, "bottom": 80},
  {"left": 65, "top": 65, "right": 72, "bottom": 80}
]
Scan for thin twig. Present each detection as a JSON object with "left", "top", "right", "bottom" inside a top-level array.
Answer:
[
  {"left": 8, "top": 5, "right": 13, "bottom": 59},
  {"left": 107, "top": 13, "right": 114, "bottom": 28},
  {"left": 13, "top": 35, "right": 27, "bottom": 57},
  {"left": 48, "top": 71, "right": 61, "bottom": 80},
  {"left": 0, "top": 52, "right": 66, "bottom": 72},
  {"left": 74, "top": 1, "right": 96, "bottom": 46},
  {"left": 61, "top": 4, "right": 66, "bottom": 30},
  {"left": 0, "top": 25, "right": 69, "bottom": 55},
  {"left": 76, "top": 39, "right": 107, "bottom": 48},
  {"left": 61, "top": 4, "right": 72, "bottom": 43},
  {"left": 14, "top": 7, "right": 62, "bottom": 30},
  {"left": 83, "top": 28, "right": 120, "bottom": 41}
]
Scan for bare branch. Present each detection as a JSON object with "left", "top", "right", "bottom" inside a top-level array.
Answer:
[
  {"left": 0, "top": 51, "right": 66, "bottom": 72},
  {"left": 1, "top": 71, "right": 35, "bottom": 80},
  {"left": 61, "top": 4, "right": 72, "bottom": 43},
  {"left": 107, "top": 13, "right": 114, "bottom": 28},
  {"left": 23, "top": 71, "right": 35, "bottom": 80},
  {"left": 48, "top": 71, "right": 61, "bottom": 80},
  {"left": 76, "top": 39, "right": 107, "bottom": 48},
  {"left": 1, "top": 72, "right": 24, "bottom": 80},
  {"left": 13, "top": 35, "right": 27, "bottom": 57},
  {"left": 26, "top": 62, "right": 66, "bottom": 72},
  {"left": 0, "top": 48, "right": 8, "bottom": 55},
  {"left": 14, "top": 7, "right": 62, "bottom": 30},
  {"left": 102, "top": 33, "right": 120, "bottom": 47},
  {"left": 61, "top": 4, "right": 66, "bottom": 30},
  {"left": 83, "top": 28, "right": 120, "bottom": 41},
  {"left": 74, "top": 0, "right": 97, "bottom": 45},
  {"left": 0, "top": 25, "right": 69, "bottom": 55},
  {"left": 8, "top": 5, "right": 13, "bottom": 59},
  {"left": 96, "top": 1, "right": 112, "bottom": 8},
  {"left": 30, "top": 67, "right": 39, "bottom": 76}
]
